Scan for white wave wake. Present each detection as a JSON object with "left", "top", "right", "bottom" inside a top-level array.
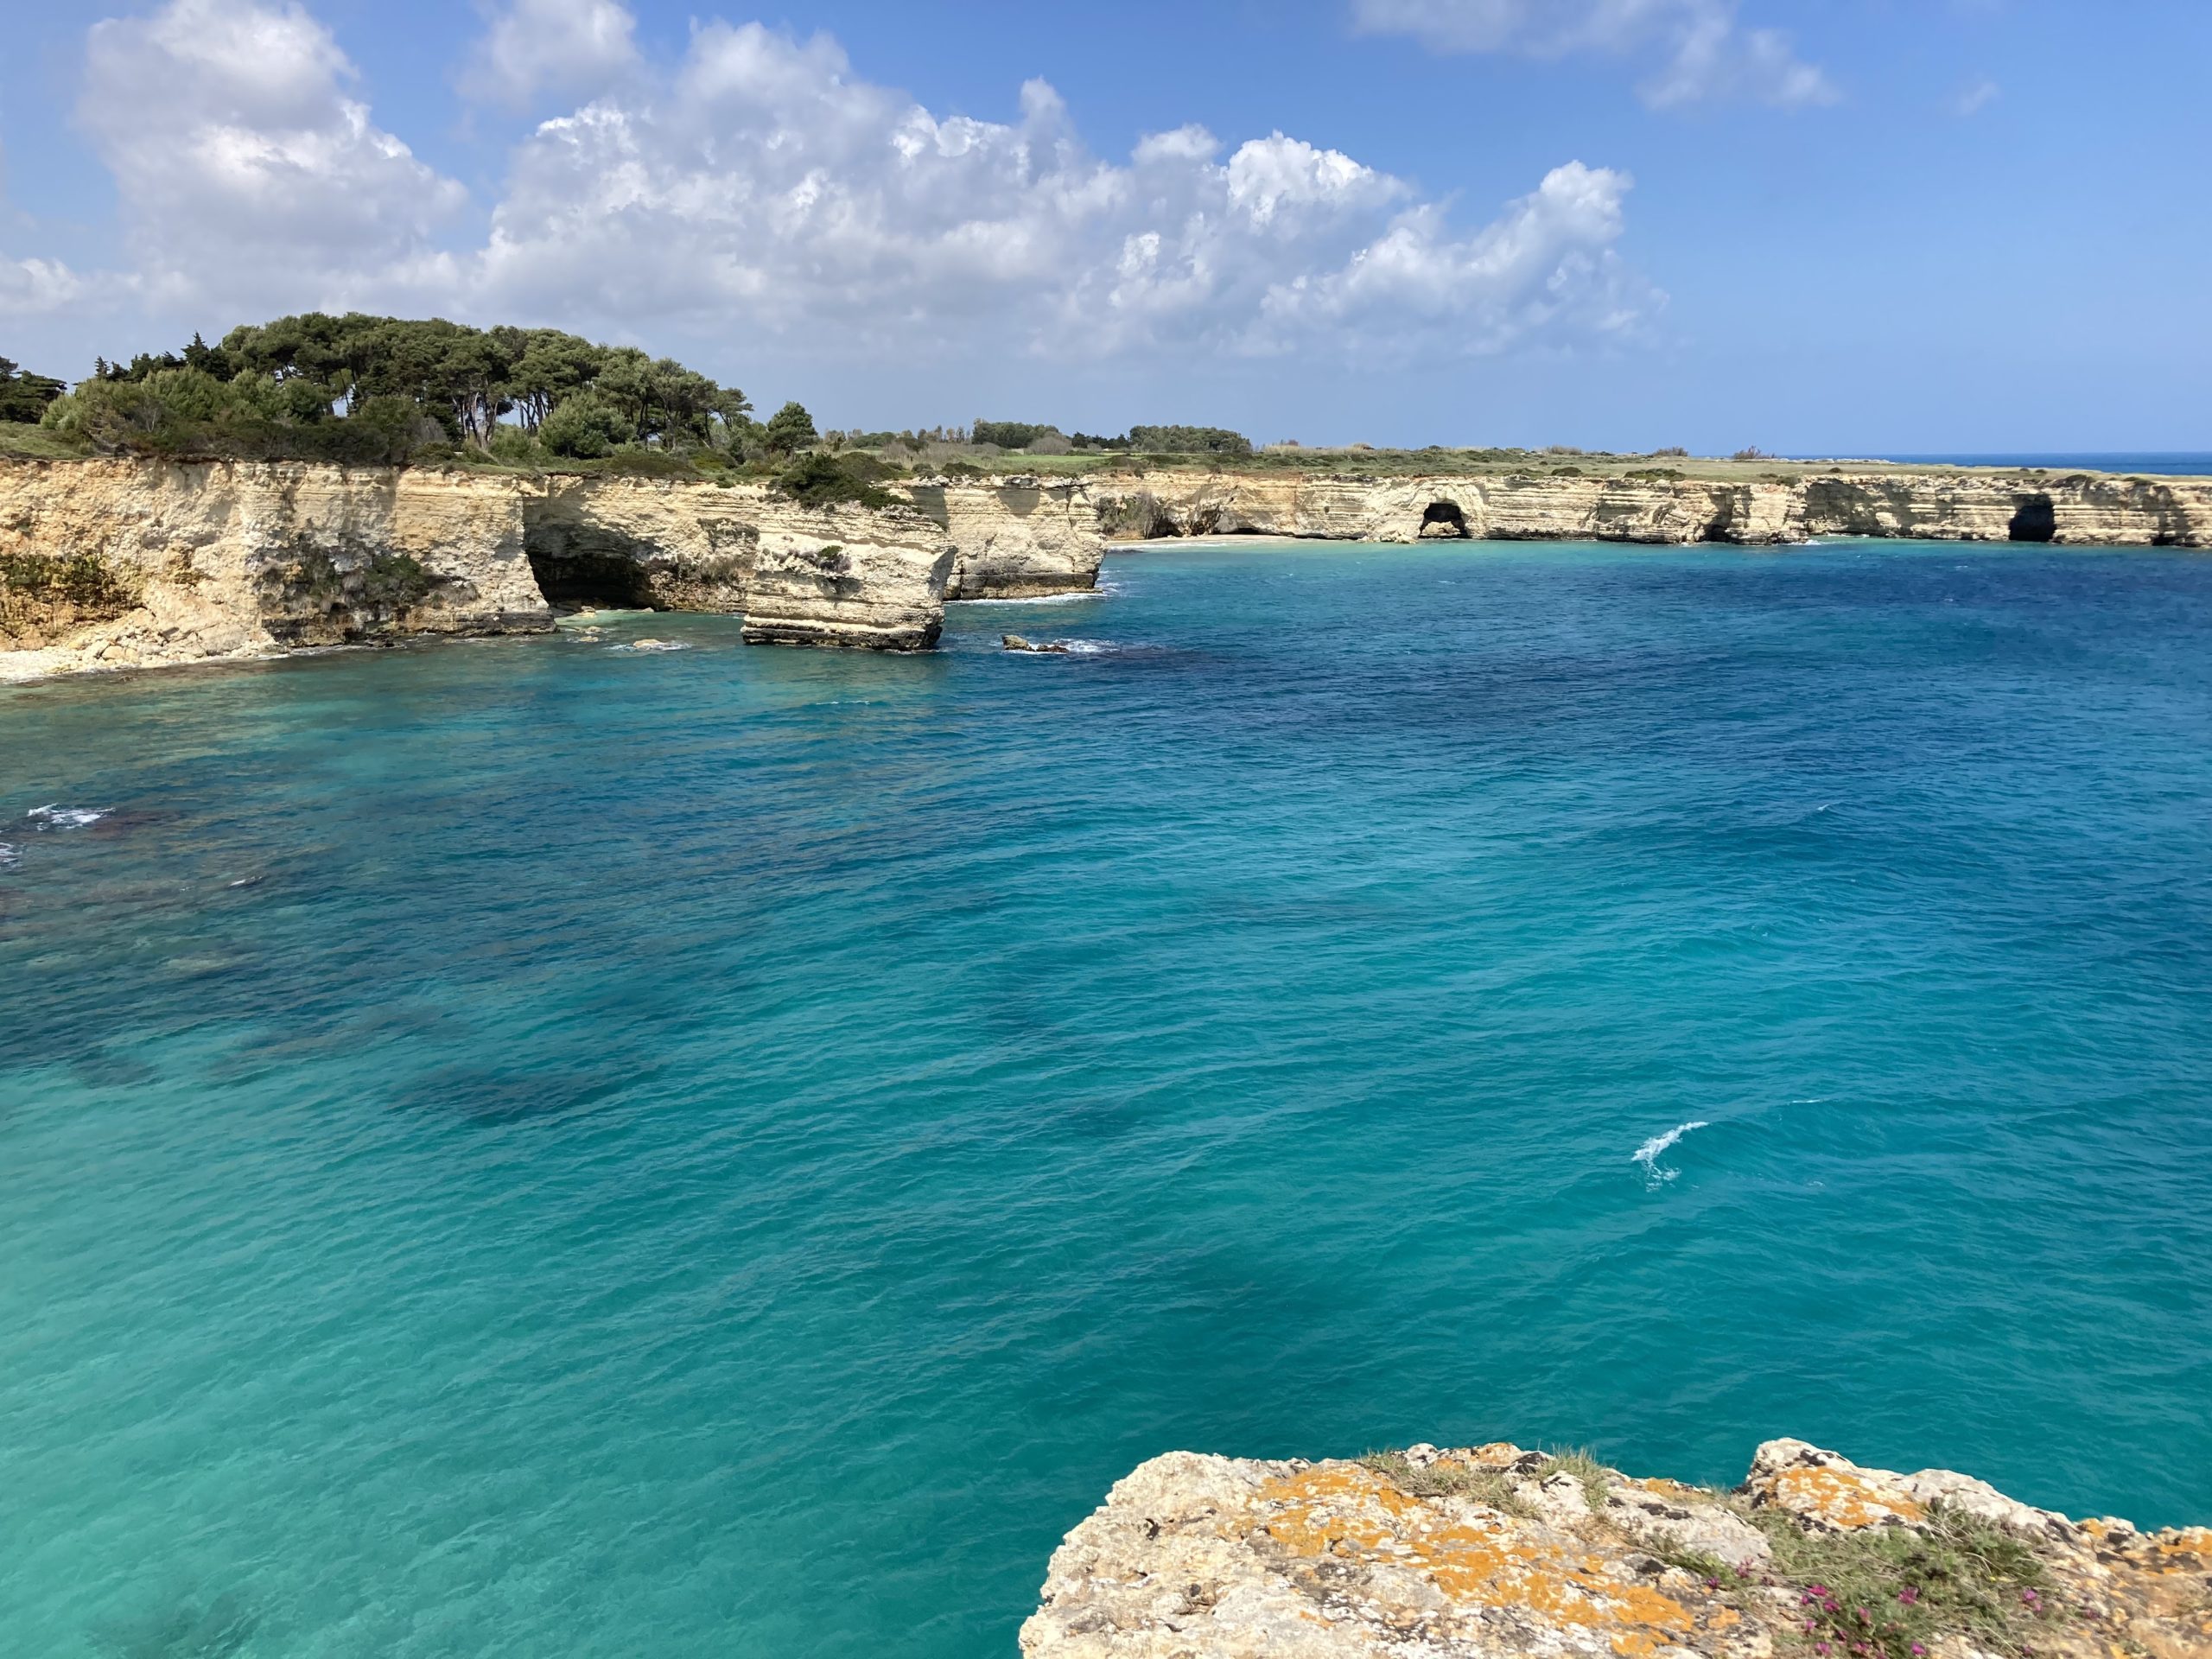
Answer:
[
  {"left": 952, "top": 588, "right": 1105, "bottom": 607},
  {"left": 0, "top": 842, "right": 16, "bottom": 868},
  {"left": 1631, "top": 1120, "right": 1710, "bottom": 1186},
  {"left": 28, "top": 804, "right": 107, "bottom": 829}
]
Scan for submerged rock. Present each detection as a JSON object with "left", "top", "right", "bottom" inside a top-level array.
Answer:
[{"left": 1022, "top": 1439, "right": 2212, "bottom": 1658}]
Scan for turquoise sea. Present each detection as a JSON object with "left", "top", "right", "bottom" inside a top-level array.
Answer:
[{"left": 4, "top": 538, "right": 2210, "bottom": 1657}]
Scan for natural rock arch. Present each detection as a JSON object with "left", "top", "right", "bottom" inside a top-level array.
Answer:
[{"left": 1418, "top": 501, "right": 1470, "bottom": 539}]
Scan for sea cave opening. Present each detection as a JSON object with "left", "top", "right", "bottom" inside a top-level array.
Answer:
[
  {"left": 523, "top": 523, "right": 662, "bottom": 611},
  {"left": 2008, "top": 495, "right": 2058, "bottom": 543},
  {"left": 1419, "top": 501, "right": 1471, "bottom": 539}
]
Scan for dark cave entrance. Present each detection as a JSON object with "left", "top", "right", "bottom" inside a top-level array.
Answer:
[
  {"left": 523, "top": 530, "right": 661, "bottom": 611},
  {"left": 1419, "top": 501, "right": 1471, "bottom": 539},
  {"left": 2008, "top": 495, "right": 2058, "bottom": 543}
]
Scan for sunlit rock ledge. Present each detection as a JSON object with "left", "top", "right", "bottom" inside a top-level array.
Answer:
[
  {"left": 1021, "top": 1439, "right": 2212, "bottom": 1659},
  {"left": 0, "top": 459, "right": 1101, "bottom": 681},
  {"left": 8, "top": 454, "right": 2211, "bottom": 685}
]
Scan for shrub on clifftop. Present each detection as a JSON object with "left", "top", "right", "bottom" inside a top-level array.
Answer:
[
  {"left": 762, "top": 401, "right": 820, "bottom": 456},
  {"left": 539, "top": 391, "right": 637, "bottom": 460},
  {"left": 776, "top": 451, "right": 898, "bottom": 511},
  {"left": 0, "top": 358, "right": 67, "bottom": 423}
]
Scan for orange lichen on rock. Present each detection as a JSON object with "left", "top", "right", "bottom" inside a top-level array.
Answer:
[
  {"left": 1254, "top": 1465, "right": 1697, "bottom": 1643},
  {"left": 1021, "top": 1440, "right": 2212, "bottom": 1659},
  {"left": 1766, "top": 1464, "right": 1925, "bottom": 1529}
]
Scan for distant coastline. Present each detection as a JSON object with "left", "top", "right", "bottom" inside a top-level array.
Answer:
[{"left": 1830, "top": 452, "right": 2212, "bottom": 478}]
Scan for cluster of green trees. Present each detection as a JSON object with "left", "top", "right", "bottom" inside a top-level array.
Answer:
[
  {"left": 0, "top": 358, "right": 67, "bottom": 424},
  {"left": 970, "top": 420, "right": 1251, "bottom": 457},
  {"left": 834, "top": 424, "right": 969, "bottom": 452},
  {"left": 1123, "top": 424, "right": 1252, "bottom": 457},
  {"left": 34, "top": 314, "right": 828, "bottom": 467}
]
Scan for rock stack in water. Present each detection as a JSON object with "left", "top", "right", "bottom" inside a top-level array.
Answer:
[{"left": 1022, "top": 1439, "right": 2212, "bottom": 1657}]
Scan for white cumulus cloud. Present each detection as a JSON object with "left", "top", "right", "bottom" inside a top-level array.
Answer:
[
  {"left": 76, "top": 0, "right": 468, "bottom": 315},
  {"left": 0, "top": 256, "right": 86, "bottom": 319},
  {"left": 472, "top": 18, "right": 1653, "bottom": 361},
  {"left": 1351, "top": 0, "right": 1837, "bottom": 110},
  {"left": 31, "top": 0, "right": 1657, "bottom": 372},
  {"left": 463, "top": 0, "right": 640, "bottom": 106}
]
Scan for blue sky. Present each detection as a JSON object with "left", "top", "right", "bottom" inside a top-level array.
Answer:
[{"left": 2, "top": 0, "right": 2207, "bottom": 452}]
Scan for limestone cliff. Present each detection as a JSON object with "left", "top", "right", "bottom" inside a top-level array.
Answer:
[
  {"left": 926, "top": 477, "right": 1107, "bottom": 598},
  {"left": 9, "top": 456, "right": 2209, "bottom": 685},
  {"left": 522, "top": 474, "right": 956, "bottom": 650},
  {"left": 1024, "top": 1439, "right": 2212, "bottom": 1659},
  {"left": 0, "top": 458, "right": 978, "bottom": 680},
  {"left": 1085, "top": 469, "right": 2212, "bottom": 549},
  {"left": 0, "top": 457, "right": 550, "bottom": 682}
]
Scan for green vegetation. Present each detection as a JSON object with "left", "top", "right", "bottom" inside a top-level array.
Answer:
[
  {"left": 357, "top": 553, "right": 436, "bottom": 612},
  {"left": 38, "top": 314, "right": 753, "bottom": 469},
  {"left": 1351, "top": 1451, "right": 2071, "bottom": 1659},
  {"left": 1743, "top": 1503, "right": 2063, "bottom": 1659},
  {"left": 775, "top": 450, "right": 900, "bottom": 511},
  {"left": 0, "top": 550, "right": 139, "bottom": 639},
  {"left": 761, "top": 400, "right": 819, "bottom": 456},
  {"left": 537, "top": 390, "right": 635, "bottom": 460},
  {"left": 1535, "top": 1447, "right": 1611, "bottom": 1510},
  {"left": 0, "top": 419, "right": 90, "bottom": 460},
  {"left": 1357, "top": 1451, "right": 1533, "bottom": 1516},
  {"left": 972, "top": 419, "right": 1059, "bottom": 450},
  {"left": 1126, "top": 423, "right": 1253, "bottom": 457},
  {"left": 1644, "top": 1542, "right": 1739, "bottom": 1582},
  {"left": 0, "top": 358, "right": 67, "bottom": 424},
  {"left": 0, "top": 550, "right": 137, "bottom": 613}
]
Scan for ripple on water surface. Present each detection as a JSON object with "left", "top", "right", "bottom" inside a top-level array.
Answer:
[{"left": 3, "top": 539, "right": 2211, "bottom": 1657}]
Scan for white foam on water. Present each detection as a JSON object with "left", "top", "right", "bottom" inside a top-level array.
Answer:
[
  {"left": 0, "top": 842, "right": 16, "bottom": 868},
  {"left": 28, "top": 804, "right": 107, "bottom": 829},
  {"left": 1631, "top": 1120, "right": 1709, "bottom": 1186},
  {"left": 613, "top": 641, "right": 690, "bottom": 653},
  {"left": 953, "top": 588, "right": 1106, "bottom": 607}
]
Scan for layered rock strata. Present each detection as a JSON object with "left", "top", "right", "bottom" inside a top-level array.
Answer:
[
  {"left": 1085, "top": 470, "right": 2212, "bottom": 548},
  {"left": 522, "top": 474, "right": 956, "bottom": 651},
  {"left": 10, "top": 458, "right": 2211, "bottom": 684},
  {"left": 1024, "top": 1438, "right": 2212, "bottom": 1659},
  {"left": 0, "top": 459, "right": 973, "bottom": 680},
  {"left": 0, "top": 457, "right": 550, "bottom": 682},
  {"left": 929, "top": 477, "right": 1108, "bottom": 598}
]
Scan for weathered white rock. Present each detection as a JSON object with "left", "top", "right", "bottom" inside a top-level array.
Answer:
[
  {"left": 930, "top": 477, "right": 1107, "bottom": 599},
  {"left": 739, "top": 499, "right": 956, "bottom": 651},
  {"left": 1601, "top": 1482, "right": 1772, "bottom": 1573},
  {"left": 1082, "top": 467, "right": 2212, "bottom": 548},
  {"left": 1024, "top": 1440, "right": 2212, "bottom": 1659},
  {"left": 0, "top": 457, "right": 549, "bottom": 682},
  {"left": 0, "top": 459, "right": 997, "bottom": 678},
  {"left": 1743, "top": 1440, "right": 2077, "bottom": 1541}
]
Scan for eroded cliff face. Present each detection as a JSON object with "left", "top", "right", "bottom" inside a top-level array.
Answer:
[
  {"left": 524, "top": 474, "right": 956, "bottom": 649},
  {"left": 9, "top": 458, "right": 2207, "bottom": 684},
  {"left": 0, "top": 460, "right": 985, "bottom": 681},
  {"left": 1084, "top": 469, "right": 2212, "bottom": 549},
  {"left": 1024, "top": 1438, "right": 2212, "bottom": 1659},
  {"left": 0, "top": 458, "right": 550, "bottom": 682},
  {"left": 928, "top": 478, "right": 1107, "bottom": 598},
  {"left": 737, "top": 495, "right": 957, "bottom": 650}
]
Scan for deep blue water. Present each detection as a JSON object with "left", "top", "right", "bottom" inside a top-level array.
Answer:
[
  {"left": 4, "top": 539, "right": 2211, "bottom": 1658},
  {"left": 1849, "top": 452, "right": 2212, "bottom": 477}
]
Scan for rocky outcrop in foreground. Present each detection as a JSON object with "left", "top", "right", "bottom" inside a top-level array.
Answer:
[
  {"left": 1023, "top": 1439, "right": 2212, "bottom": 1659},
  {"left": 0, "top": 459, "right": 1079, "bottom": 680}
]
